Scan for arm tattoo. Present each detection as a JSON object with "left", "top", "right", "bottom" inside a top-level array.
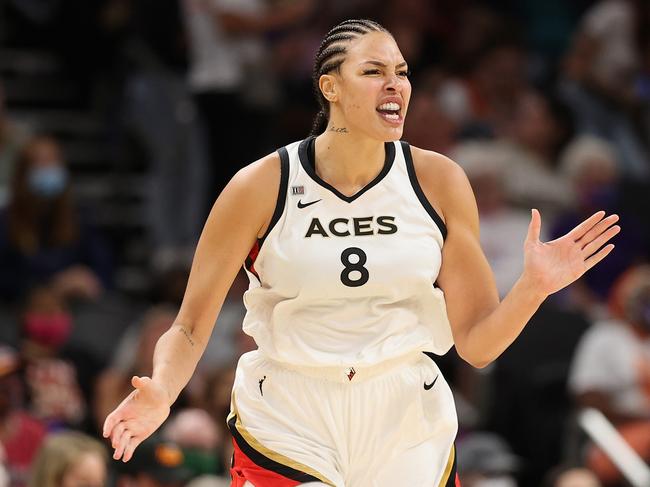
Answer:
[
  {"left": 329, "top": 126, "right": 348, "bottom": 133},
  {"left": 178, "top": 327, "right": 195, "bottom": 347}
]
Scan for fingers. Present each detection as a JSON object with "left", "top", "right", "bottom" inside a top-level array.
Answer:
[
  {"left": 585, "top": 244, "right": 615, "bottom": 270},
  {"left": 567, "top": 211, "right": 607, "bottom": 241},
  {"left": 577, "top": 214, "right": 619, "bottom": 247},
  {"left": 113, "top": 432, "right": 133, "bottom": 461},
  {"left": 526, "top": 208, "right": 542, "bottom": 243},
  {"left": 110, "top": 421, "right": 126, "bottom": 449},
  {"left": 103, "top": 411, "right": 117, "bottom": 438},
  {"left": 112, "top": 422, "right": 130, "bottom": 460},
  {"left": 581, "top": 224, "right": 621, "bottom": 257},
  {"left": 111, "top": 420, "right": 144, "bottom": 462},
  {"left": 122, "top": 436, "right": 143, "bottom": 462}
]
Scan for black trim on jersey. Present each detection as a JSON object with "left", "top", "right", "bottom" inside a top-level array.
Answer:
[
  {"left": 244, "top": 148, "right": 289, "bottom": 281},
  {"left": 400, "top": 141, "right": 448, "bottom": 240},
  {"left": 298, "top": 136, "right": 395, "bottom": 203},
  {"left": 423, "top": 351, "right": 439, "bottom": 362},
  {"left": 228, "top": 415, "right": 322, "bottom": 483},
  {"left": 259, "top": 147, "right": 290, "bottom": 244}
]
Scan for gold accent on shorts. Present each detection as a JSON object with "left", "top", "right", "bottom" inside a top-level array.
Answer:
[
  {"left": 229, "top": 394, "right": 335, "bottom": 486},
  {"left": 437, "top": 443, "right": 456, "bottom": 487}
]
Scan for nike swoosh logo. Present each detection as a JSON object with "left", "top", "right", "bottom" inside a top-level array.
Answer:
[
  {"left": 424, "top": 375, "right": 439, "bottom": 391},
  {"left": 297, "top": 199, "right": 322, "bottom": 209}
]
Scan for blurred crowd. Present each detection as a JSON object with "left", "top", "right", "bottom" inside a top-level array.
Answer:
[{"left": 0, "top": 0, "right": 650, "bottom": 486}]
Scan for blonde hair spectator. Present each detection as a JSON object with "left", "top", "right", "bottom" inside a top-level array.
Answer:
[{"left": 28, "top": 432, "right": 107, "bottom": 487}]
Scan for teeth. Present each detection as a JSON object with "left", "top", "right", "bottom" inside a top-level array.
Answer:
[
  {"left": 377, "top": 102, "right": 400, "bottom": 111},
  {"left": 382, "top": 113, "right": 399, "bottom": 120}
]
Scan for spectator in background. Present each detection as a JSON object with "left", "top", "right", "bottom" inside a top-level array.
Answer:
[
  {"left": 20, "top": 286, "right": 87, "bottom": 430},
  {"left": 439, "top": 85, "right": 573, "bottom": 223},
  {"left": 185, "top": 475, "right": 229, "bottom": 487},
  {"left": 568, "top": 264, "right": 650, "bottom": 484},
  {"left": 402, "top": 79, "right": 458, "bottom": 154},
  {"left": 379, "top": 0, "right": 437, "bottom": 74},
  {"left": 543, "top": 465, "right": 602, "bottom": 487},
  {"left": 28, "top": 431, "right": 107, "bottom": 487},
  {"left": 559, "top": 0, "right": 650, "bottom": 180},
  {"left": 0, "top": 135, "right": 112, "bottom": 303},
  {"left": 553, "top": 136, "right": 647, "bottom": 313},
  {"left": 199, "top": 366, "right": 236, "bottom": 477},
  {"left": 457, "top": 432, "right": 521, "bottom": 487},
  {"left": 181, "top": 0, "right": 315, "bottom": 199},
  {"left": 94, "top": 305, "right": 178, "bottom": 431},
  {"left": 93, "top": 268, "right": 249, "bottom": 432},
  {"left": 440, "top": 35, "right": 529, "bottom": 134},
  {"left": 452, "top": 142, "right": 546, "bottom": 298},
  {"left": 445, "top": 91, "right": 574, "bottom": 224},
  {"left": 494, "top": 90, "right": 574, "bottom": 222},
  {"left": 163, "top": 409, "right": 222, "bottom": 478},
  {"left": 0, "top": 445, "right": 8, "bottom": 487},
  {"left": 0, "top": 346, "right": 46, "bottom": 487},
  {"left": 115, "top": 436, "right": 193, "bottom": 487},
  {"left": 0, "top": 81, "right": 31, "bottom": 208},
  {"left": 120, "top": 41, "right": 210, "bottom": 269}
]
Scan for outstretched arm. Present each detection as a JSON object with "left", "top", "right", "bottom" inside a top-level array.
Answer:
[
  {"left": 415, "top": 149, "right": 619, "bottom": 368},
  {"left": 103, "top": 153, "right": 281, "bottom": 461}
]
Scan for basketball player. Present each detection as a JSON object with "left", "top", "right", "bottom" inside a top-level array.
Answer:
[{"left": 103, "top": 19, "right": 620, "bottom": 487}]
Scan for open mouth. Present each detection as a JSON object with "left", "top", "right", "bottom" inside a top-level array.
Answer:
[{"left": 376, "top": 102, "right": 402, "bottom": 123}]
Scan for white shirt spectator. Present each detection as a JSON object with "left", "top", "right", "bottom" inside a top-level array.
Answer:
[
  {"left": 569, "top": 319, "right": 650, "bottom": 418},
  {"left": 181, "top": 0, "right": 266, "bottom": 93}
]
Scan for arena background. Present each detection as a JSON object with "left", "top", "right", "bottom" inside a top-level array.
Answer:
[{"left": 1, "top": 1, "right": 650, "bottom": 486}]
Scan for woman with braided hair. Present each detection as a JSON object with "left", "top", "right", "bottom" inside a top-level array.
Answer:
[{"left": 104, "top": 19, "right": 620, "bottom": 486}]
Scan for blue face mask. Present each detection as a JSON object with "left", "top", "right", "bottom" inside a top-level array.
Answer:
[{"left": 27, "top": 165, "right": 68, "bottom": 198}]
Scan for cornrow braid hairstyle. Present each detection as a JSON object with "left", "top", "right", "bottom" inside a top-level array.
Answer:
[{"left": 310, "top": 19, "right": 389, "bottom": 135}]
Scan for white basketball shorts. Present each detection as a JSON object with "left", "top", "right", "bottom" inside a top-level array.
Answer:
[{"left": 228, "top": 350, "right": 460, "bottom": 487}]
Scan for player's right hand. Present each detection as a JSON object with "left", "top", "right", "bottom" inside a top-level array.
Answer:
[{"left": 102, "top": 376, "right": 171, "bottom": 462}]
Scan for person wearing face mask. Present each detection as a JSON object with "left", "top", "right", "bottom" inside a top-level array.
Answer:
[
  {"left": 568, "top": 264, "right": 650, "bottom": 484},
  {"left": 0, "top": 135, "right": 113, "bottom": 302},
  {"left": 19, "top": 285, "right": 87, "bottom": 430},
  {"left": 0, "top": 345, "right": 47, "bottom": 487}
]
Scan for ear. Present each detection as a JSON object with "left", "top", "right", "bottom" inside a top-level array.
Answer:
[{"left": 319, "top": 74, "right": 338, "bottom": 103}]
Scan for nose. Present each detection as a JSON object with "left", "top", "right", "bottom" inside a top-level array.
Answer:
[{"left": 385, "top": 73, "right": 404, "bottom": 92}]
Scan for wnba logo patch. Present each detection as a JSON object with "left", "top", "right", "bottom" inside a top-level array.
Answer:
[
  {"left": 291, "top": 185, "right": 304, "bottom": 195},
  {"left": 347, "top": 367, "right": 356, "bottom": 381}
]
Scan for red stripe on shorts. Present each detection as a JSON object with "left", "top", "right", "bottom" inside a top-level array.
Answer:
[{"left": 230, "top": 438, "right": 304, "bottom": 487}]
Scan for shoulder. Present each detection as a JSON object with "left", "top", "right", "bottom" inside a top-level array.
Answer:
[
  {"left": 408, "top": 145, "right": 468, "bottom": 188},
  {"left": 219, "top": 150, "right": 285, "bottom": 238},
  {"left": 231, "top": 151, "right": 282, "bottom": 189},
  {"left": 405, "top": 144, "right": 474, "bottom": 226},
  {"left": 225, "top": 149, "right": 288, "bottom": 207}
]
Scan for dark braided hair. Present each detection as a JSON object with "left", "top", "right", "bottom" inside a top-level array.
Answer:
[{"left": 310, "top": 19, "right": 389, "bottom": 135}]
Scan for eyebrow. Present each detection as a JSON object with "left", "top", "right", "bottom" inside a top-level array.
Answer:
[{"left": 360, "top": 60, "right": 408, "bottom": 68}]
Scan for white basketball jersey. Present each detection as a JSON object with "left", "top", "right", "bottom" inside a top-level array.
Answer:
[{"left": 242, "top": 137, "right": 454, "bottom": 367}]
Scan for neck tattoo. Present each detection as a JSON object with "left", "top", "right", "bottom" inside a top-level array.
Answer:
[{"left": 329, "top": 126, "right": 348, "bottom": 133}]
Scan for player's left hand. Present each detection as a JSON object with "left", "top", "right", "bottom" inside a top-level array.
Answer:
[{"left": 522, "top": 209, "right": 620, "bottom": 297}]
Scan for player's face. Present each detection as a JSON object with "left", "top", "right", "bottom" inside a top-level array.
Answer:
[{"left": 332, "top": 31, "right": 411, "bottom": 142}]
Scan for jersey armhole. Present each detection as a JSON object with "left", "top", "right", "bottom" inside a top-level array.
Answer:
[
  {"left": 400, "top": 141, "right": 448, "bottom": 240},
  {"left": 259, "top": 146, "right": 290, "bottom": 245}
]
